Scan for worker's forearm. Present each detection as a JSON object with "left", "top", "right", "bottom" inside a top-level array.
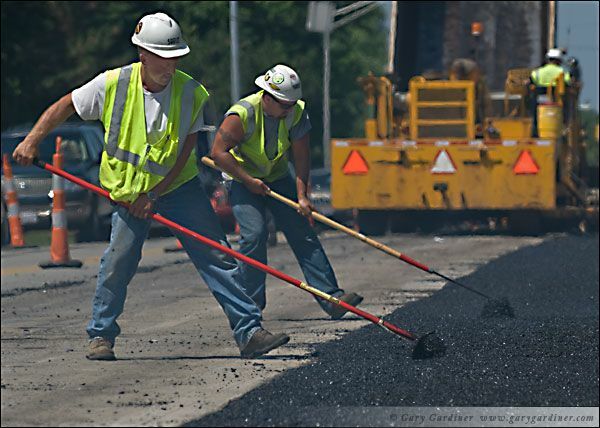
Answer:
[
  {"left": 296, "top": 175, "right": 309, "bottom": 200},
  {"left": 25, "top": 94, "right": 76, "bottom": 147},
  {"left": 212, "top": 151, "right": 256, "bottom": 185}
]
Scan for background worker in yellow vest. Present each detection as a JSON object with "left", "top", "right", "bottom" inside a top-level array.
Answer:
[
  {"left": 12, "top": 12, "right": 289, "bottom": 361},
  {"left": 529, "top": 48, "right": 572, "bottom": 137},
  {"left": 211, "top": 65, "right": 364, "bottom": 319}
]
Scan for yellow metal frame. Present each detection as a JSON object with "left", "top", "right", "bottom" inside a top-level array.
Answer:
[
  {"left": 409, "top": 77, "right": 475, "bottom": 141},
  {"left": 376, "top": 77, "right": 393, "bottom": 139},
  {"left": 331, "top": 139, "right": 556, "bottom": 211}
]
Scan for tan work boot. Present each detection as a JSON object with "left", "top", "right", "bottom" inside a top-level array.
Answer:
[
  {"left": 240, "top": 328, "right": 290, "bottom": 359},
  {"left": 86, "top": 337, "right": 116, "bottom": 361},
  {"left": 325, "top": 292, "right": 364, "bottom": 320}
]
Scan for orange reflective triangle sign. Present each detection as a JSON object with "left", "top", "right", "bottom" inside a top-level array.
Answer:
[
  {"left": 342, "top": 150, "right": 369, "bottom": 175},
  {"left": 513, "top": 150, "right": 539, "bottom": 174},
  {"left": 431, "top": 150, "right": 457, "bottom": 174}
]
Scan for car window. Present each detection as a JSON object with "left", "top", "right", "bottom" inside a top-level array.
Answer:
[
  {"left": 61, "top": 137, "right": 88, "bottom": 163},
  {"left": 1, "top": 130, "right": 90, "bottom": 166}
]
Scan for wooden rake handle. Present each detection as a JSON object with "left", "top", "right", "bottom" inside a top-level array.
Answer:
[{"left": 201, "top": 156, "right": 431, "bottom": 273}]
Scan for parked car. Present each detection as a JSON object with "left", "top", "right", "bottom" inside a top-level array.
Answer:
[{"left": 1, "top": 122, "right": 112, "bottom": 242}]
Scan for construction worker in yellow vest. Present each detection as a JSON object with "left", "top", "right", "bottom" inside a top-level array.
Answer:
[
  {"left": 529, "top": 48, "right": 572, "bottom": 137},
  {"left": 211, "top": 65, "right": 364, "bottom": 318},
  {"left": 12, "top": 12, "right": 289, "bottom": 360}
]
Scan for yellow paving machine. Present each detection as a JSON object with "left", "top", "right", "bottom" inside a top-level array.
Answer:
[{"left": 331, "top": 66, "right": 597, "bottom": 234}]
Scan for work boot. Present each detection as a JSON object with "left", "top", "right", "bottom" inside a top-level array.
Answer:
[
  {"left": 240, "top": 328, "right": 290, "bottom": 359},
  {"left": 325, "top": 292, "right": 364, "bottom": 320},
  {"left": 86, "top": 337, "right": 116, "bottom": 361}
]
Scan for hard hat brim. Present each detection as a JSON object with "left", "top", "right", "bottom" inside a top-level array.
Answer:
[
  {"left": 132, "top": 36, "right": 190, "bottom": 59},
  {"left": 254, "top": 76, "right": 299, "bottom": 102}
]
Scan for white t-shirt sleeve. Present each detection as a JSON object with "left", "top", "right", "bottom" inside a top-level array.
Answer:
[{"left": 71, "top": 72, "right": 106, "bottom": 121}]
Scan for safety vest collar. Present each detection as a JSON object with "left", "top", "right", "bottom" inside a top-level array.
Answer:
[
  {"left": 105, "top": 63, "right": 200, "bottom": 176},
  {"left": 106, "top": 64, "right": 141, "bottom": 165},
  {"left": 228, "top": 91, "right": 305, "bottom": 181}
]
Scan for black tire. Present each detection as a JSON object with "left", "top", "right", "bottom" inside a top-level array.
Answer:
[{"left": 357, "top": 210, "right": 389, "bottom": 236}]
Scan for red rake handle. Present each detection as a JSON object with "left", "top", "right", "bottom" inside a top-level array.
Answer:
[{"left": 33, "top": 159, "right": 417, "bottom": 341}]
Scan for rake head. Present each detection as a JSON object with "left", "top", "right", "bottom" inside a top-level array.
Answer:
[{"left": 412, "top": 331, "right": 446, "bottom": 360}]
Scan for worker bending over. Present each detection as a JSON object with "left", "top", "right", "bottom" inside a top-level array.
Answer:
[
  {"left": 13, "top": 13, "right": 289, "bottom": 361},
  {"left": 211, "top": 64, "right": 364, "bottom": 318}
]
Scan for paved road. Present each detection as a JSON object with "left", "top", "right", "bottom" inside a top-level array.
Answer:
[
  {"left": 194, "top": 234, "right": 599, "bottom": 427},
  {"left": 1, "top": 237, "right": 189, "bottom": 296},
  {"left": 1, "top": 232, "right": 553, "bottom": 426}
]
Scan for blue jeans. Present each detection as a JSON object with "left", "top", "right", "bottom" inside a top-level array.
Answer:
[
  {"left": 229, "top": 174, "right": 344, "bottom": 313},
  {"left": 86, "top": 178, "right": 262, "bottom": 349}
]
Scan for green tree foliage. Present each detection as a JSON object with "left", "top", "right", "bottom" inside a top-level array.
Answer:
[{"left": 1, "top": 1, "right": 386, "bottom": 165}]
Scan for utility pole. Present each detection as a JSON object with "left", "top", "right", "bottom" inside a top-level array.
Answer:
[
  {"left": 230, "top": 1, "right": 240, "bottom": 104},
  {"left": 306, "top": 1, "right": 379, "bottom": 169},
  {"left": 323, "top": 29, "right": 331, "bottom": 168},
  {"left": 386, "top": 1, "right": 398, "bottom": 75},
  {"left": 548, "top": 0, "right": 557, "bottom": 49}
]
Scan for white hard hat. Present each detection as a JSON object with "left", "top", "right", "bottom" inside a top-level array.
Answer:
[
  {"left": 255, "top": 64, "right": 302, "bottom": 102},
  {"left": 546, "top": 48, "right": 562, "bottom": 60},
  {"left": 131, "top": 12, "right": 190, "bottom": 59}
]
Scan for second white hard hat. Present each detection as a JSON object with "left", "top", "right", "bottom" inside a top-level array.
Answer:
[
  {"left": 255, "top": 64, "right": 303, "bottom": 102},
  {"left": 131, "top": 12, "right": 190, "bottom": 58},
  {"left": 546, "top": 48, "right": 563, "bottom": 61}
]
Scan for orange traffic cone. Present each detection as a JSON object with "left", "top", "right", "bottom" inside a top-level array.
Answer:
[
  {"left": 2, "top": 153, "right": 26, "bottom": 247},
  {"left": 39, "top": 137, "right": 83, "bottom": 269},
  {"left": 164, "top": 238, "right": 185, "bottom": 253}
]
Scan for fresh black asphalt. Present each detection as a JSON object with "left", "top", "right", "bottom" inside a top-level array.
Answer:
[{"left": 186, "top": 234, "right": 599, "bottom": 426}]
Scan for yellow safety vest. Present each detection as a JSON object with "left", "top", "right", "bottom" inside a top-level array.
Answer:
[
  {"left": 227, "top": 90, "right": 305, "bottom": 183},
  {"left": 100, "top": 62, "right": 209, "bottom": 202},
  {"left": 530, "top": 63, "right": 571, "bottom": 87}
]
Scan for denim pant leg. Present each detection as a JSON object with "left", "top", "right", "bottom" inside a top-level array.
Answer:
[
  {"left": 268, "top": 175, "right": 344, "bottom": 312},
  {"left": 157, "top": 178, "right": 263, "bottom": 348},
  {"left": 229, "top": 180, "right": 269, "bottom": 310},
  {"left": 86, "top": 205, "right": 151, "bottom": 343}
]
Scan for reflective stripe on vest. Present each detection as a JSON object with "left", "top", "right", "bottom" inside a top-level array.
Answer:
[
  {"left": 142, "top": 78, "right": 200, "bottom": 177},
  {"left": 107, "top": 65, "right": 136, "bottom": 163},
  {"left": 235, "top": 98, "right": 297, "bottom": 140},
  {"left": 531, "top": 64, "right": 571, "bottom": 87},
  {"left": 100, "top": 62, "right": 209, "bottom": 201},
  {"left": 227, "top": 91, "right": 305, "bottom": 182},
  {"left": 106, "top": 66, "right": 200, "bottom": 175},
  {"left": 237, "top": 99, "right": 255, "bottom": 141}
]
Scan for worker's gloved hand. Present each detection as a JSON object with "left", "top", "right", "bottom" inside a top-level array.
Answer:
[
  {"left": 129, "top": 194, "right": 154, "bottom": 219},
  {"left": 244, "top": 177, "right": 270, "bottom": 196},
  {"left": 297, "top": 195, "right": 315, "bottom": 226},
  {"left": 12, "top": 138, "right": 39, "bottom": 166}
]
